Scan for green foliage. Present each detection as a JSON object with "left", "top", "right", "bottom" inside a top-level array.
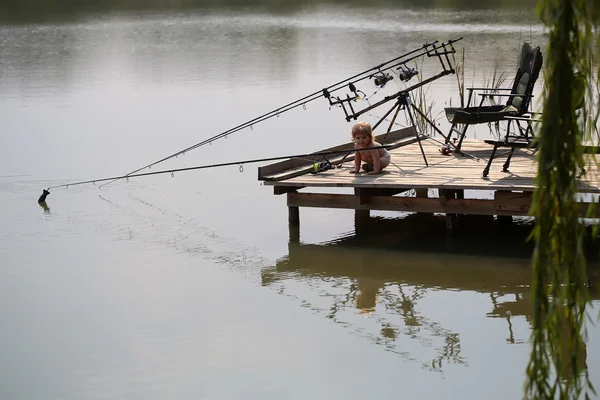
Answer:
[{"left": 525, "top": 0, "right": 598, "bottom": 398}]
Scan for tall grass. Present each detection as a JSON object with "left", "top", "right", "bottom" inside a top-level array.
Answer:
[
  {"left": 447, "top": 45, "right": 521, "bottom": 141},
  {"left": 452, "top": 47, "right": 465, "bottom": 108},
  {"left": 484, "top": 66, "right": 510, "bottom": 140},
  {"left": 412, "top": 58, "right": 445, "bottom": 137}
]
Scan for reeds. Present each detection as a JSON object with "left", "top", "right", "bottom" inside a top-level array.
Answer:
[
  {"left": 447, "top": 46, "right": 511, "bottom": 141},
  {"left": 412, "top": 58, "right": 445, "bottom": 137}
]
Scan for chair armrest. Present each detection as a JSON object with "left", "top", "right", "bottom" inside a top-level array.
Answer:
[
  {"left": 475, "top": 93, "right": 535, "bottom": 110},
  {"left": 478, "top": 93, "right": 534, "bottom": 98},
  {"left": 484, "top": 140, "right": 535, "bottom": 148},
  {"left": 466, "top": 87, "right": 512, "bottom": 91},
  {"left": 505, "top": 116, "right": 543, "bottom": 122},
  {"left": 513, "top": 111, "right": 543, "bottom": 118}
]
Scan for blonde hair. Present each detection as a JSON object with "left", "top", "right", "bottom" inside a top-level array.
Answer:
[{"left": 351, "top": 121, "right": 373, "bottom": 140}]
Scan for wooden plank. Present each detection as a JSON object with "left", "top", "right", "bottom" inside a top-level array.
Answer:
[
  {"left": 287, "top": 192, "right": 600, "bottom": 217},
  {"left": 270, "top": 173, "right": 598, "bottom": 191},
  {"left": 287, "top": 192, "right": 526, "bottom": 215},
  {"left": 268, "top": 178, "right": 542, "bottom": 192},
  {"left": 271, "top": 173, "right": 539, "bottom": 186},
  {"left": 257, "top": 126, "right": 418, "bottom": 181},
  {"left": 274, "top": 186, "right": 301, "bottom": 195},
  {"left": 360, "top": 187, "right": 411, "bottom": 197},
  {"left": 262, "top": 138, "right": 600, "bottom": 194},
  {"left": 352, "top": 187, "right": 409, "bottom": 204},
  {"left": 493, "top": 191, "right": 532, "bottom": 213},
  {"left": 262, "top": 133, "right": 424, "bottom": 182}
]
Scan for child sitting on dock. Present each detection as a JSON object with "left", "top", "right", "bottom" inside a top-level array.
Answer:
[{"left": 349, "top": 121, "right": 391, "bottom": 175}]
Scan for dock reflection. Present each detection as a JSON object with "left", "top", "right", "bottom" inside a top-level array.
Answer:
[{"left": 262, "top": 214, "right": 599, "bottom": 373}]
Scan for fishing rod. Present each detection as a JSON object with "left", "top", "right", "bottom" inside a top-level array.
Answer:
[
  {"left": 37, "top": 145, "right": 393, "bottom": 202},
  {"left": 97, "top": 38, "right": 463, "bottom": 189}
]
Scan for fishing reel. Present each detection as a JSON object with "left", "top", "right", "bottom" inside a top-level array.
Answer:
[
  {"left": 439, "top": 144, "right": 453, "bottom": 156},
  {"left": 371, "top": 72, "right": 394, "bottom": 88},
  {"left": 310, "top": 159, "right": 333, "bottom": 174},
  {"left": 397, "top": 65, "right": 419, "bottom": 82}
]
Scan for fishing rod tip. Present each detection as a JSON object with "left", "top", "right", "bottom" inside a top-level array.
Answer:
[{"left": 38, "top": 189, "right": 50, "bottom": 203}]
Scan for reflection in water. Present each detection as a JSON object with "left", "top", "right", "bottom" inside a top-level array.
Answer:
[
  {"left": 488, "top": 292, "right": 530, "bottom": 344},
  {"left": 262, "top": 214, "right": 599, "bottom": 374},
  {"left": 38, "top": 201, "right": 51, "bottom": 214}
]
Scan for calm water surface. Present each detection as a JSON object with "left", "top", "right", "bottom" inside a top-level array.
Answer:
[{"left": 1, "top": 4, "right": 599, "bottom": 400}]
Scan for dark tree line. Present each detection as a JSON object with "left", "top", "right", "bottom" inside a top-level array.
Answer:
[{"left": 0, "top": 0, "right": 540, "bottom": 24}]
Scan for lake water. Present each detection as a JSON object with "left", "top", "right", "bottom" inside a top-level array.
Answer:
[{"left": 1, "top": 3, "right": 599, "bottom": 400}]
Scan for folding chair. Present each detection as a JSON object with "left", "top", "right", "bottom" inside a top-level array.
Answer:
[
  {"left": 443, "top": 43, "right": 544, "bottom": 176},
  {"left": 481, "top": 114, "right": 541, "bottom": 177}
]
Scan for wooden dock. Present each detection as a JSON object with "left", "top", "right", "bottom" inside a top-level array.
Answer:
[{"left": 258, "top": 126, "right": 600, "bottom": 239}]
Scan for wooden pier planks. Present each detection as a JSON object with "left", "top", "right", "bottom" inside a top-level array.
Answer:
[
  {"left": 258, "top": 126, "right": 421, "bottom": 181},
  {"left": 262, "top": 138, "right": 600, "bottom": 193}
]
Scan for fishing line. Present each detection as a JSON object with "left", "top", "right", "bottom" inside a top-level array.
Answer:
[
  {"left": 38, "top": 145, "right": 392, "bottom": 201},
  {"left": 37, "top": 38, "right": 463, "bottom": 203},
  {"left": 97, "top": 39, "right": 461, "bottom": 189}
]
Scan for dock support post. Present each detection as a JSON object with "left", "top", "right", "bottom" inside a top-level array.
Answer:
[
  {"left": 289, "top": 205, "right": 300, "bottom": 225},
  {"left": 497, "top": 215, "right": 513, "bottom": 225},
  {"left": 495, "top": 190, "right": 514, "bottom": 225},
  {"left": 440, "top": 189, "right": 458, "bottom": 236},
  {"left": 287, "top": 191, "right": 300, "bottom": 243},
  {"left": 415, "top": 188, "right": 428, "bottom": 198},
  {"left": 414, "top": 188, "right": 431, "bottom": 216},
  {"left": 354, "top": 188, "right": 370, "bottom": 235},
  {"left": 355, "top": 210, "right": 370, "bottom": 235},
  {"left": 455, "top": 189, "right": 464, "bottom": 228},
  {"left": 288, "top": 206, "right": 300, "bottom": 243}
]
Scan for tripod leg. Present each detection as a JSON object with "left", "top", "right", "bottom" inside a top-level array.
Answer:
[
  {"left": 372, "top": 101, "right": 402, "bottom": 132},
  {"left": 405, "top": 100, "right": 428, "bottom": 167},
  {"left": 409, "top": 102, "right": 449, "bottom": 142},
  {"left": 382, "top": 102, "right": 403, "bottom": 144}
]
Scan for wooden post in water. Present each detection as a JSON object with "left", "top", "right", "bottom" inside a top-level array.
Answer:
[
  {"left": 287, "top": 190, "right": 300, "bottom": 243},
  {"left": 288, "top": 205, "right": 300, "bottom": 225},
  {"left": 354, "top": 210, "right": 370, "bottom": 235},
  {"left": 455, "top": 189, "right": 464, "bottom": 230},
  {"left": 289, "top": 222, "right": 300, "bottom": 243},
  {"left": 440, "top": 189, "right": 457, "bottom": 236},
  {"left": 414, "top": 187, "right": 432, "bottom": 217},
  {"left": 415, "top": 188, "right": 428, "bottom": 198},
  {"left": 495, "top": 190, "right": 514, "bottom": 225},
  {"left": 354, "top": 188, "right": 370, "bottom": 235}
]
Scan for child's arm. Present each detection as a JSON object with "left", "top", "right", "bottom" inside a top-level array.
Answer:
[
  {"left": 369, "top": 150, "right": 381, "bottom": 174},
  {"left": 350, "top": 151, "right": 361, "bottom": 173}
]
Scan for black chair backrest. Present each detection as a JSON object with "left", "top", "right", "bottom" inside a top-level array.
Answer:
[{"left": 506, "top": 42, "right": 543, "bottom": 113}]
